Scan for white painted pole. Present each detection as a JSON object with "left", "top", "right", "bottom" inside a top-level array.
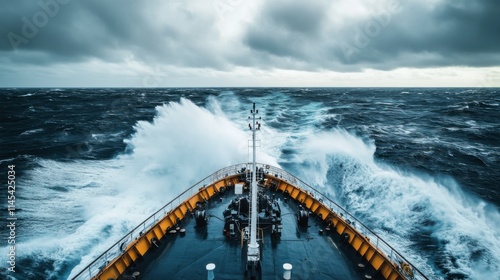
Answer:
[
  {"left": 247, "top": 103, "right": 260, "bottom": 263},
  {"left": 250, "top": 103, "right": 258, "bottom": 249}
]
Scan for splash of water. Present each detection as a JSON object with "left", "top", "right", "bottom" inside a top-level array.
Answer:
[
  {"left": 3, "top": 98, "right": 275, "bottom": 279},
  {"left": 69, "top": 98, "right": 280, "bottom": 277},
  {"left": 6, "top": 96, "right": 498, "bottom": 280},
  {"left": 286, "top": 129, "right": 500, "bottom": 279}
]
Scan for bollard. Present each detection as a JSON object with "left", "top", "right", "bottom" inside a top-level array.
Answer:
[
  {"left": 206, "top": 263, "right": 215, "bottom": 280},
  {"left": 283, "top": 263, "right": 292, "bottom": 280}
]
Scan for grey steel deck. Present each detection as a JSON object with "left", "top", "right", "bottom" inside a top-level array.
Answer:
[{"left": 123, "top": 188, "right": 375, "bottom": 280}]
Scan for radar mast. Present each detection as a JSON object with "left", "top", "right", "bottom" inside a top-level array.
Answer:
[{"left": 247, "top": 103, "right": 261, "bottom": 279}]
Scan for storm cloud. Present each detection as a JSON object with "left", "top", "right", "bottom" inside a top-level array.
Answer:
[
  {"left": 0, "top": 0, "right": 499, "bottom": 86},
  {"left": 1, "top": 0, "right": 227, "bottom": 66},
  {"left": 244, "top": 0, "right": 500, "bottom": 70}
]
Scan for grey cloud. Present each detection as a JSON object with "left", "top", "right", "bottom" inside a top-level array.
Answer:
[
  {"left": 360, "top": 0, "right": 500, "bottom": 67},
  {"left": 0, "top": 0, "right": 226, "bottom": 68},
  {"left": 243, "top": 0, "right": 500, "bottom": 71},
  {"left": 1, "top": 0, "right": 499, "bottom": 75},
  {"left": 244, "top": 0, "right": 329, "bottom": 65},
  {"left": 1, "top": 1, "right": 108, "bottom": 61}
]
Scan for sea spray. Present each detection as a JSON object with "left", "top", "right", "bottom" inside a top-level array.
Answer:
[
  {"left": 2, "top": 88, "right": 498, "bottom": 280},
  {"left": 2, "top": 97, "right": 276, "bottom": 279},
  {"left": 282, "top": 128, "right": 500, "bottom": 279},
  {"left": 69, "top": 98, "right": 278, "bottom": 277}
]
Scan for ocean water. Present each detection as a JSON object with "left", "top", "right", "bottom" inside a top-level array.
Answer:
[{"left": 0, "top": 88, "right": 499, "bottom": 280}]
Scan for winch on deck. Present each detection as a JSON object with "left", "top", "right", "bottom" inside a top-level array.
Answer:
[{"left": 222, "top": 182, "right": 283, "bottom": 240}]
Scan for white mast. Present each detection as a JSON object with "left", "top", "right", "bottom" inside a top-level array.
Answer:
[{"left": 248, "top": 103, "right": 260, "bottom": 263}]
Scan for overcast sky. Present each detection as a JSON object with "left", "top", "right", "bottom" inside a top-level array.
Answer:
[{"left": 1, "top": 0, "right": 499, "bottom": 87}]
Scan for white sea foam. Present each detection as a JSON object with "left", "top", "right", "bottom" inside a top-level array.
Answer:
[
  {"left": 1, "top": 97, "right": 273, "bottom": 278},
  {"left": 68, "top": 98, "right": 276, "bottom": 277},
  {"left": 19, "top": 128, "right": 44, "bottom": 136},
  {"left": 287, "top": 129, "right": 500, "bottom": 279},
  {"left": 5, "top": 95, "right": 498, "bottom": 280}
]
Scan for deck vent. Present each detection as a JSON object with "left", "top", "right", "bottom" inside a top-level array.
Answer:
[
  {"left": 206, "top": 263, "right": 216, "bottom": 280},
  {"left": 283, "top": 263, "right": 292, "bottom": 280}
]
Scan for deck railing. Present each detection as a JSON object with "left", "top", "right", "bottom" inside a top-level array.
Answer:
[
  {"left": 72, "top": 163, "right": 427, "bottom": 280},
  {"left": 263, "top": 164, "right": 428, "bottom": 280}
]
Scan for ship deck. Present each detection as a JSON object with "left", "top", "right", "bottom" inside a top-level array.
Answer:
[{"left": 120, "top": 187, "right": 377, "bottom": 280}]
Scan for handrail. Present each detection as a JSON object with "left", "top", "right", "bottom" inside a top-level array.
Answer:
[
  {"left": 71, "top": 164, "right": 246, "bottom": 279},
  {"left": 263, "top": 164, "right": 428, "bottom": 280},
  {"left": 71, "top": 163, "right": 427, "bottom": 280}
]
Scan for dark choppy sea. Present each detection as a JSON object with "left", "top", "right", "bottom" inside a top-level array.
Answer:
[{"left": 0, "top": 88, "right": 499, "bottom": 280}]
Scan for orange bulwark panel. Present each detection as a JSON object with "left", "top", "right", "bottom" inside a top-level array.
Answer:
[
  {"left": 359, "top": 242, "right": 370, "bottom": 256},
  {"left": 276, "top": 181, "right": 284, "bottom": 191},
  {"left": 351, "top": 235, "right": 364, "bottom": 251},
  {"left": 122, "top": 253, "right": 132, "bottom": 267},
  {"left": 343, "top": 228, "right": 355, "bottom": 242},
  {"left": 278, "top": 182, "right": 287, "bottom": 192},
  {"left": 380, "top": 262, "right": 397, "bottom": 279},
  {"left": 290, "top": 188, "right": 300, "bottom": 199},
  {"left": 309, "top": 201, "right": 320, "bottom": 212},
  {"left": 214, "top": 181, "right": 225, "bottom": 190},
  {"left": 330, "top": 216, "right": 339, "bottom": 227},
  {"left": 146, "top": 232, "right": 156, "bottom": 243},
  {"left": 99, "top": 268, "right": 119, "bottom": 280},
  {"left": 296, "top": 191, "right": 306, "bottom": 203},
  {"left": 304, "top": 196, "right": 314, "bottom": 208},
  {"left": 136, "top": 238, "right": 150, "bottom": 255},
  {"left": 206, "top": 185, "right": 217, "bottom": 197},
  {"left": 196, "top": 192, "right": 205, "bottom": 202},
  {"left": 364, "top": 247, "right": 376, "bottom": 261},
  {"left": 126, "top": 247, "right": 139, "bottom": 261},
  {"left": 315, "top": 206, "right": 330, "bottom": 221},
  {"left": 370, "top": 252, "right": 385, "bottom": 270},
  {"left": 201, "top": 188, "right": 210, "bottom": 200},
  {"left": 114, "top": 255, "right": 129, "bottom": 272},
  {"left": 336, "top": 222, "right": 346, "bottom": 234},
  {"left": 153, "top": 225, "right": 163, "bottom": 237},
  {"left": 174, "top": 207, "right": 186, "bottom": 220},
  {"left": 113, "top": 259, "right": 126, "bottom": 275},
  {"left": 285, "top": 184, "right": 295, "bottom": 195},
  {"left": 159, "top": 217, "right": 174, "bottom": 232},
  {"left": 187, "top": 196, "right": 200, "bottom": 210},
  {"left": 179, "top": 203, "right": 189, "bottom": 216},
  {"left": 167, "top": 214, "right": 177, "bottom": 225},
  {"left": 386, "top": 268, "right": 402, "bottom": 280}
]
